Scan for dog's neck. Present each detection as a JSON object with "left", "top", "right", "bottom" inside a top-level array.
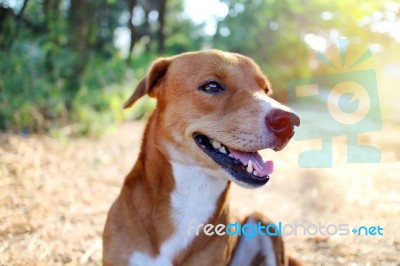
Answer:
[{"left": 123, "top": 113, "right": 232, "bottom": 263}]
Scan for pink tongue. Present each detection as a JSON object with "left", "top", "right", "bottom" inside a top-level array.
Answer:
[{"left": 228, "top": 148, "right": 274, "bottom": 176}]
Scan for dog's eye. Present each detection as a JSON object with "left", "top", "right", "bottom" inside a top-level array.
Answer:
[{"left": 199, "top": 81, "right": 224, "bottom": 94}]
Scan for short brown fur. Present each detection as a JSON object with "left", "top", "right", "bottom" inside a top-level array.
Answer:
[{"left": 103, "top": 50, "right": 301, "bottom": 266}]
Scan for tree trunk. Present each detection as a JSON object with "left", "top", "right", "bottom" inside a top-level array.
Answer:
[
  {"left": 127, "top": 0, "right": 137, "bottom": 61},
  {"left": 143, "top": 9, "right": 151, "bottom": 53},
  {"left": 17, "top": 0, "right": 29, "bottom": 19},
  {"left": 156, "top": 0, "right": 167, "bottom": 54},
  {"left": 67, "top": 0, "right": 90, "bottom": 109}
]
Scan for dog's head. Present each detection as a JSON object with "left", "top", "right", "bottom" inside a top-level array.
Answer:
[{"left": 125, "top": 50, "right": 300, "bottom": 188}]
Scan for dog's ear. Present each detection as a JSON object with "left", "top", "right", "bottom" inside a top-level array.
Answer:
[{"left": 123, "top": 58, "right": 171, "bottom": 109}]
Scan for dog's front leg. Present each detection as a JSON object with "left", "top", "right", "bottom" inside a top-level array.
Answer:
[{"left": 229, "top": 212, "right": 301, "bottom": 266}]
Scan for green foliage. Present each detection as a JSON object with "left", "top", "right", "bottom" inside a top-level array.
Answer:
[
  {"left": 0, "top": 45, "right": 160, "bottom": 135},
  {"left": 213, "top": 0, "right": 312, "bottom": 100},
  {"left": 0, "top": 0, "right": 398, "bottom": 135},
  {"left": 0, "top": 28, "right": 155, "bottom": 135},
  {"left": 164, "top": 0, "right": 204, "bottom": 54},
  {"left": 0, "top": 0, "right": 164, "bottom": 135},
  {"left": 212, "top": 0, "right": 396, "bottom": 101},
  {"left": 0, "top": 36, "right": 60, "bottom": 132}
]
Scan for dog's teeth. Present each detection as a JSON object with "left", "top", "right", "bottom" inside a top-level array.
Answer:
[
  {"left": 253, "top": 170, "right": 257, "bottom": 176},
  {"left": 219, "top": 146, "right": 227, "bottom": 154},
  {"left": 247, "top": 160, "right": 253, "bottom": 173},
  {"left": 212, "top": 139, "right": 222, "bottom": 149},
  {"left": 228, "top": 153, "right": 233, "bottom": 158}
]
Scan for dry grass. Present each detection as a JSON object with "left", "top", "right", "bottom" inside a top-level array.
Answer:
[
  {"left": 1, "top": 120, "right": 399, "bottom": 265},
  {"left": 0, "top": 123, "right": 143, "bottom": 265}
]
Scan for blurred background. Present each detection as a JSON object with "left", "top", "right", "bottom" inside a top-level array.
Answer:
[
  {"left": 1, "top": 0, "right": 400, "bottom": 265},
  {"left": 1, "top": 0, "right": 400, "bottom": 134}
]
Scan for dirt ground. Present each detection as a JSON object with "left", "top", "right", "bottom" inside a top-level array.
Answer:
[{"left": 1, "top": 118, "right": 400, "bottom": 265}]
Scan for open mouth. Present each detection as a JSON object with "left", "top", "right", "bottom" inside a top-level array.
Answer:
[{"left": 193, "top": 134, "right": 273, "bottom": 187}]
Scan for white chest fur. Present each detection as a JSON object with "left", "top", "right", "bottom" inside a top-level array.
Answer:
[{"left": 129, "top": 162, "right": 227, "bottom": 266}]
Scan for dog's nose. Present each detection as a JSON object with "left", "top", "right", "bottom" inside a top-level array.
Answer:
[{"left": 265, "top": 109, "right": 300, "bottom": 138}]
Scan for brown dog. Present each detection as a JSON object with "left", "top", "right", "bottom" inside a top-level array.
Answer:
[{"left": 103, "top": 50, "right": 301, "bottom": 266}]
